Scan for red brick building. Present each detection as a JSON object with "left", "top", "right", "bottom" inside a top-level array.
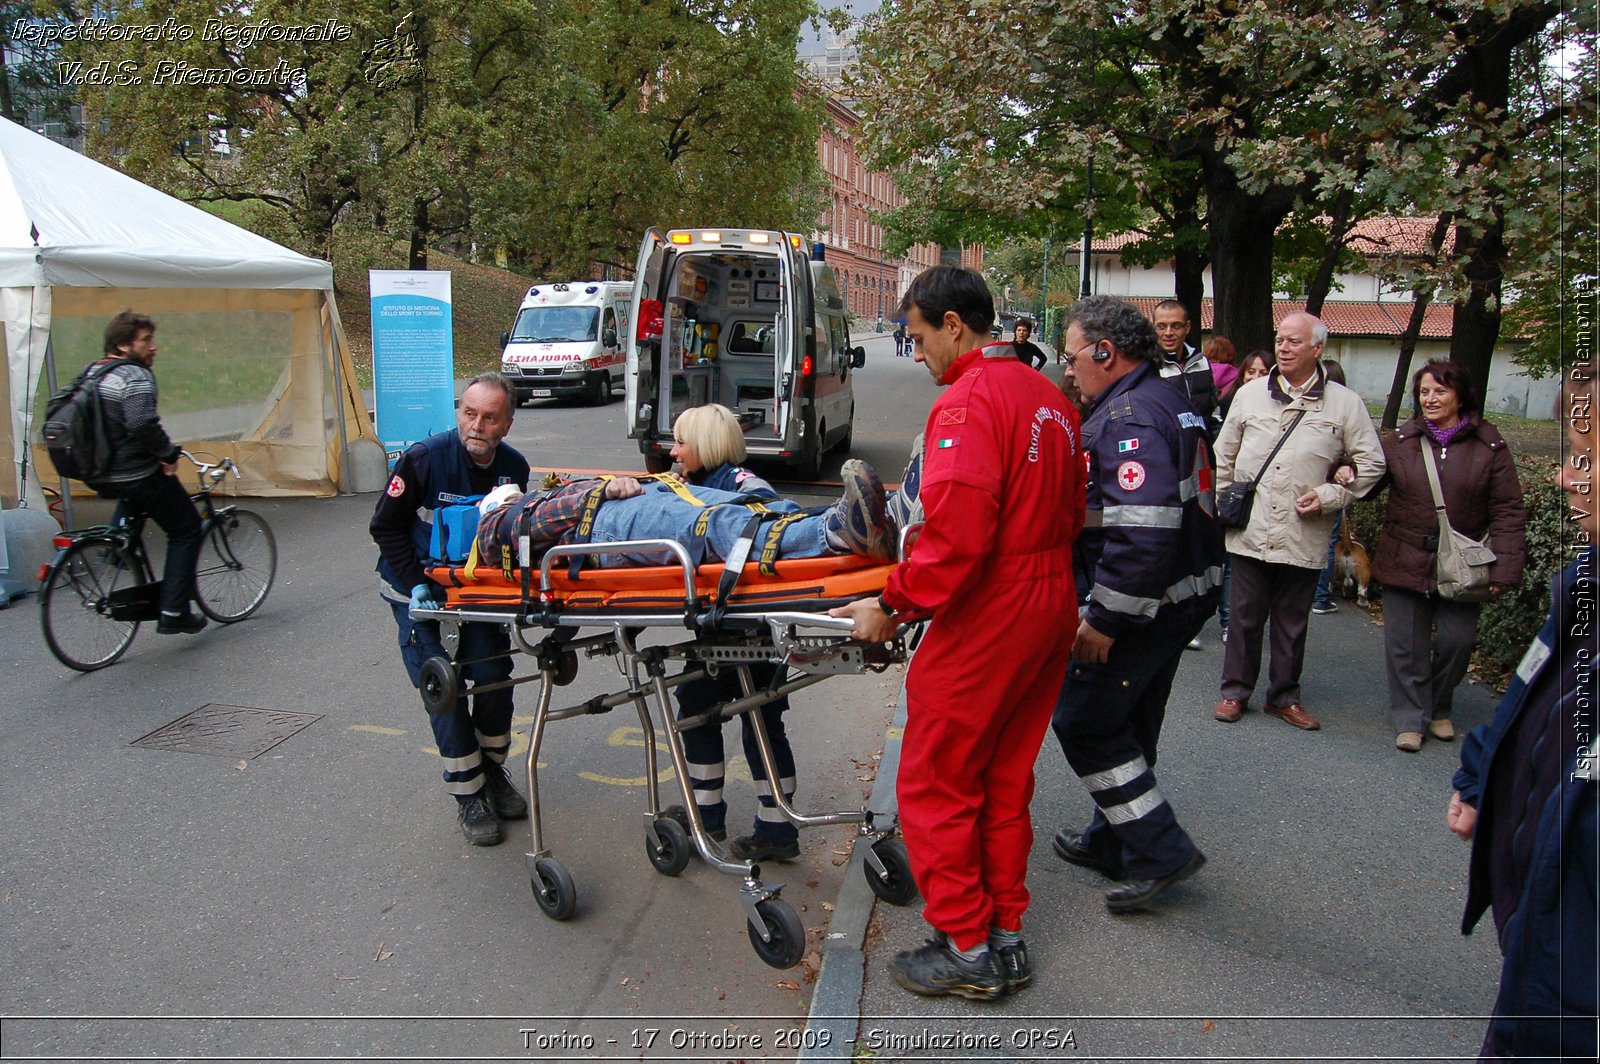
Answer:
[{"left": 812, "top": 93, "right": 981, "bottom": 327}]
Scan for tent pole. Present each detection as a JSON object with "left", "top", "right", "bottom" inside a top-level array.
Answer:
[
  {"left": 42, "top": 332, "right": 74, "bottom": 530},
  {"left": 325, "top": 298, "right": 354, "bottom": 496}
]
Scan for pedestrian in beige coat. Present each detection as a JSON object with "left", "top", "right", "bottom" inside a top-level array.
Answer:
[{"left": 1211, "top": 313, "right": 1385, "bottom": 731}]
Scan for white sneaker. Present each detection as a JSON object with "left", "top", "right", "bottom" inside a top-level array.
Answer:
[{"left": 1186, "top": 635, "right": 1203, "bottom": 651}]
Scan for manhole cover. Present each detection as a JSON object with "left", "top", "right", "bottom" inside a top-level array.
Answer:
[{"left": 131, "top": 704, "right": 322, "bottom": 759}]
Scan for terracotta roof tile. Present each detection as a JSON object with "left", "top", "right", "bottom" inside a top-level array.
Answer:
[{"left": 1119, "top": 297, "right": 1455, "bottom": 340}]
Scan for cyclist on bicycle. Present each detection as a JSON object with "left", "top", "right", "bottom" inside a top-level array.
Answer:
[
  {"left": 89, "top": 311, "right": 207, "bottom": 635},
  {"left": 370, "top": 372, "right": 532, "bottom": 848}
]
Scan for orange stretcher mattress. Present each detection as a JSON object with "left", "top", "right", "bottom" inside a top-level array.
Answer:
[{"left": 424, "top": 554, "right": 895, "bottom": 612}]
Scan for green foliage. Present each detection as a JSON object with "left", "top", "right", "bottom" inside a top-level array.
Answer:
[
  {"left": 57, "top": 0, "right": 825, "bottom": 275},
  {"left": 1473, "top": 461, "right": 1571, "bottom": 689}
]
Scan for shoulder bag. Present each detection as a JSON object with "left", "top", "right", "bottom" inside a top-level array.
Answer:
[
  {"left": 1420, "top": 442, "right": 1496, "bottom": 602},
  {"left": 1216, "top": 410, "right": 1307, "bottom": 529}
]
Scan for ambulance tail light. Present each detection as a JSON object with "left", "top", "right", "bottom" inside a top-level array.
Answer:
[
  {"left": 637, "top": 299, "right": 664, "bottom": 342},
  {"left": 801, "top": 354, "right": 814, "bottom": 377}
]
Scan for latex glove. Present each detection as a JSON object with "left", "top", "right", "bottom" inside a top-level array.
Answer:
[{"left": 410, "top": 582, "right": 443, "bottom": 611}]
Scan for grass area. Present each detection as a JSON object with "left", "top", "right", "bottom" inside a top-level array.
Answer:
[{"left": 330, "top": 232, "right": 537, "bottom": 389}]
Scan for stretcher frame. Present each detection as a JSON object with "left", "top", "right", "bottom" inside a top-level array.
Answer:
[{"left": 411, "top": 536, "right": 918, "bottom": 970}]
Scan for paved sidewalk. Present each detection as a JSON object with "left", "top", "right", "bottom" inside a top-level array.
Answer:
[{"left": 805, "top": 606, "right": 1504, "bottom": 1062}]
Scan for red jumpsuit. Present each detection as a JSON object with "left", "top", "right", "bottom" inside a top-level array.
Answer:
[{"left": 880, "top": 347, "right": 1086, "bottom": 951}]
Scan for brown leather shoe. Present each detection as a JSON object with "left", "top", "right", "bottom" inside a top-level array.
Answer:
[
  {"left": 1428, "top": 719, "right": 1455, "bottom": 742},
  {"left": 1213, "top": 698, "right": 1245, "bottom": 723},
  {"left": 1264, "top": 702, "right": 1321, "bottom": 730}
]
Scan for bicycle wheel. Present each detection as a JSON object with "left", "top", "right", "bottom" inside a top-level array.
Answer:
[
  {"left": 195, "top": 509, "right": 277, "bottom": 623},
  {"left": 41, "top": 538, "right": 140, "bottom": 671}
]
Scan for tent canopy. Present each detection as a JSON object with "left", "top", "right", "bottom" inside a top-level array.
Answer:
[{"left": 0, "top": 118, "right": 379, "bottom": 511}]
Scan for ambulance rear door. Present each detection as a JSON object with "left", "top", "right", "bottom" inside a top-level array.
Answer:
[{"left": 626, "top": 227, "right": 669, "bottom": 443}]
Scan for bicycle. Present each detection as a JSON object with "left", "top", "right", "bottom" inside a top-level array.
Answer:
[{"left": 38, "top": 452, "right": 278, "bottom": 671}]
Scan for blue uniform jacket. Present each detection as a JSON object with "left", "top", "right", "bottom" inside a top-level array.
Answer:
[
  {"left": 691, "top": 462, "right": 778, "bottom": 500},
  {"left": 1077, "top": 360, "right": 1225, "bottom": 638},
  {"left": 1454, "top": 548, "right": 1597, "bottom": 1059},
  {"left": 370, "top": 430, "right": 530, "bottom": 597}
]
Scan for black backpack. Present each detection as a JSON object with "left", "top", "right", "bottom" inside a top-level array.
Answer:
[{"left": 42, "top": 361, "right": 116, "bottom": 484}]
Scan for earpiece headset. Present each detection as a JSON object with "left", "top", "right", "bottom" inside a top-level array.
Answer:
[{"left": 1090, "top": 342, "right": 1112, "bottom": 362}]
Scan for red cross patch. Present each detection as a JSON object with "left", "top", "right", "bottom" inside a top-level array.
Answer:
[
  {"left": 1116, "top": 461, "right": 1146, "bottom": 491},
  {"left": 386, "top": 474, "right": 406, "bottom": 498}
]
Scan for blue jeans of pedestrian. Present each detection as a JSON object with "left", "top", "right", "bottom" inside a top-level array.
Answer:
[
  {"left": 589, "top": 482, "right": 828, "bottom": 566},
  {"left": 1314, "top": 512, "right": 1343, "bottom": 609}
]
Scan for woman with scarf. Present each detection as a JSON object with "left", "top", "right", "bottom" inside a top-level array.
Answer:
[{"left": 1369, "top": 360, "right": 1526, "bottom": 752}]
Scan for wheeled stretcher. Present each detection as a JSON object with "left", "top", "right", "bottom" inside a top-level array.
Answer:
[{"left": 410, "top": 535, "right": 918, "bottom": 969}]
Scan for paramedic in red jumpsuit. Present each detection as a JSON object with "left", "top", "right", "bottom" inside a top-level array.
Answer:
[{"left": 833, "top": 266, "right": 1086, "bottom": 1001}]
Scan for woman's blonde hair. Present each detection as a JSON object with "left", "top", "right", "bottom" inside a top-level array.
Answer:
[{"left": 673, "top": 404, "right": 747, "bottom": 469}]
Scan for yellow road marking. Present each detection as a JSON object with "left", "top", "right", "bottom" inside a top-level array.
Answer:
[{"left": 348, "top": 724, "right": 406, "bottom": 736}]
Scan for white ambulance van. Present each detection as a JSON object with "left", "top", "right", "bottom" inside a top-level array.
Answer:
[
  {"left": 625, "top": 228, "right": 864, "bottom": 478},
  {"left": 500, "top": 280, "right": 632, "bottom": 405}
]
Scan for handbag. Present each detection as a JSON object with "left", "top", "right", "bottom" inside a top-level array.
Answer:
[
  {"left": 1420, "top": 442, "right": 1496, "bottom": 602},
  {"left": 1216, "top": 410, "right": 1307, "bottom": 529}
]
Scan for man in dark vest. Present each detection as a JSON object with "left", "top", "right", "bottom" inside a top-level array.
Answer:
[{"left": 370, "top": 372, "right": 531, "bottom": 847}]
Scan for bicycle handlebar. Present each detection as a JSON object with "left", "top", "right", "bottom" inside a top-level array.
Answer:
[{"left": 180, "top": 451, "right": 240, "bottom": 486}]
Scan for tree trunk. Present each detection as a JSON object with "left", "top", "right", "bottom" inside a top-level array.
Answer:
[
  {"left": 1305, "top": 189, "right": 1355, "bottom": 317},
  {"left": 1447, "top": 211, "right": 1504, "bottom": 397},
  {"left": 1383, "top": 213, "right": 1453, "bottom": 430},
  {"left": 1445, "top": 28, "right": 1516, "bottom": 398},
  {"left": 1206, "top": 174, "right": 1289, "bottom": 355},
  {"left": 409, "top": 198, "right": 430, "bottom": 270},
  {"left": 1383, "top": 292, "right": 1432, "bottom": 431}
]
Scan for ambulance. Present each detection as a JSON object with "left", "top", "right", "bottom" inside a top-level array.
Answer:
[
  {"left": 499, "top": 281, "right": 632, "bottom": 405},
  {"left": 625, "top": 228, "right": 864, "bottom": 478}
]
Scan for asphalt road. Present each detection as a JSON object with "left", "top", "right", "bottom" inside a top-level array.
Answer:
[{"left": 0, "top": 333, "right": 935, "bottom": 1061}]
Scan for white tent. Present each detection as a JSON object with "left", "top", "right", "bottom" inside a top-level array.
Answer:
[{"left": 0, "top": 117, "right": 383, "bottom": 520}]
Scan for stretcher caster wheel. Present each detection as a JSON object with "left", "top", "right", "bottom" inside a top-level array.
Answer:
[
  {"left": 418, "top": 656, "right": 459, "bottom": 716},
  {"left": 530, "top": 857, "right": 577, "bottom": 920},
  {"left": 747, "top": 898, "right": 805, "bottom": 969},
  {"left": 864, "top": 837, "right": 918, "bottom": 905},
  {"left": 553, "top": 649, "right": 579, "bottom": 687},
  {"left": 646, "top": 816, "right": 691, "bottom": 876}
]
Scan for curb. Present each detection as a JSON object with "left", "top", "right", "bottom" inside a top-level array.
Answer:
[{"left": 800, "top": 682, "right": 909, "bottom": 1061}]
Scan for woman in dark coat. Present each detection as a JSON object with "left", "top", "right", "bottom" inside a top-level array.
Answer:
[
  {"left": 1370, "top": 360, "right": 1526, "bottom": 752},
  {"left": 663, "top": 404, "right": 802, "bottom": 862}
]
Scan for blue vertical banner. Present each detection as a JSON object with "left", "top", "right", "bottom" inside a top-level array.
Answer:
[{"left": 370, "top": 270, "right": 455, "bottom": 466}]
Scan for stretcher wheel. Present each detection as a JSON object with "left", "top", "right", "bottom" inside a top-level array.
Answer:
[
  {"left": 553, "top": 649, "right": 579, "bottom": 687},
  {"left": 864, "top": 837, "right": 918, "bottom": 905},
  {"left": 747, "top": 898, "right": 806, "bottom": 969},
  {"left": 530, "top": 857, "right": 577, "bottom": 920},
  {"left": 645, "top": 815, "right": 691, "bottom": 876},
  {"left": 418, "top": 656, "right": 460, "bottom": 716}
]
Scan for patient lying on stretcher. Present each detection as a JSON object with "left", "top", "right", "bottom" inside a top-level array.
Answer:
[{"left": 473, "top": 458, "right": 897, "bottom": 570}]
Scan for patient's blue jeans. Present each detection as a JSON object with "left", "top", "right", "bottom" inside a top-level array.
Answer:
[{"left": 589, "top": 481, "right": 828, "bottom": 566}]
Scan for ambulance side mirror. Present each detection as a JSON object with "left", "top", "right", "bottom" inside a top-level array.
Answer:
[
  {"left": 850, "top": 347, "right": 865, "bottom": 369},
  {"left": 500, "top": 331, "right": 510, "bottom": 350},
  {"left": 603, "top": 327, "right": 618, "bottom": 348}
]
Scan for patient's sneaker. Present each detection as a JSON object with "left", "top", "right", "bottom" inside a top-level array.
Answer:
[{"left": 825, "top": 459, "right": 894, "bottom": 560}]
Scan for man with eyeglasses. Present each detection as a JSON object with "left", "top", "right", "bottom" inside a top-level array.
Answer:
[
  {"left": 1151, "top": 299, "right": 1217, "bottom": 422},
  {"left": 1049, "top": 295, "right": 1224, "bottom": 913}
]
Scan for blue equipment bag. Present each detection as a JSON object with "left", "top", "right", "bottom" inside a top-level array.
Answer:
[{"left": 430, "top": 498, "right": 483, "bottom": 562}]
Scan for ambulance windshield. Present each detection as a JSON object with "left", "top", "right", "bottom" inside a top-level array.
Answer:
[{"left": 510, "top": 306, "right": 600, "bottom": 343}]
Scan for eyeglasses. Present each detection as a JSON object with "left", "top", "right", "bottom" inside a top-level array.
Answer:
[{"left": 1063, "top": 342, "right": 1099, "bottom": 367}]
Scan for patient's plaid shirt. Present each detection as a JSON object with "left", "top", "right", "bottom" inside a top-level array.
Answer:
[{"left": 474, "top": 477, "right": 602, "bottom": 567}]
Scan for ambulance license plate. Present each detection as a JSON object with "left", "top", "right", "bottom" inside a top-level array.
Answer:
[{"left": 530, "top": 389, "right": 553, "bottom": 398}]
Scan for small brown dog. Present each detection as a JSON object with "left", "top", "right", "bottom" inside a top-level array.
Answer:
[{"left": 1334, "top": 519, "right": 1372, "bottom": 605}]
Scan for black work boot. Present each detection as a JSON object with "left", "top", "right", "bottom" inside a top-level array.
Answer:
[
  {"left": 457, "top": 795, "right": 502, "bottom": 846},
  {"left": 479, "top": 762, "right": 528, "bottom": 821},
  {"left": 888, "top": 935, "right": 1004, "bottom": 1001}
]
